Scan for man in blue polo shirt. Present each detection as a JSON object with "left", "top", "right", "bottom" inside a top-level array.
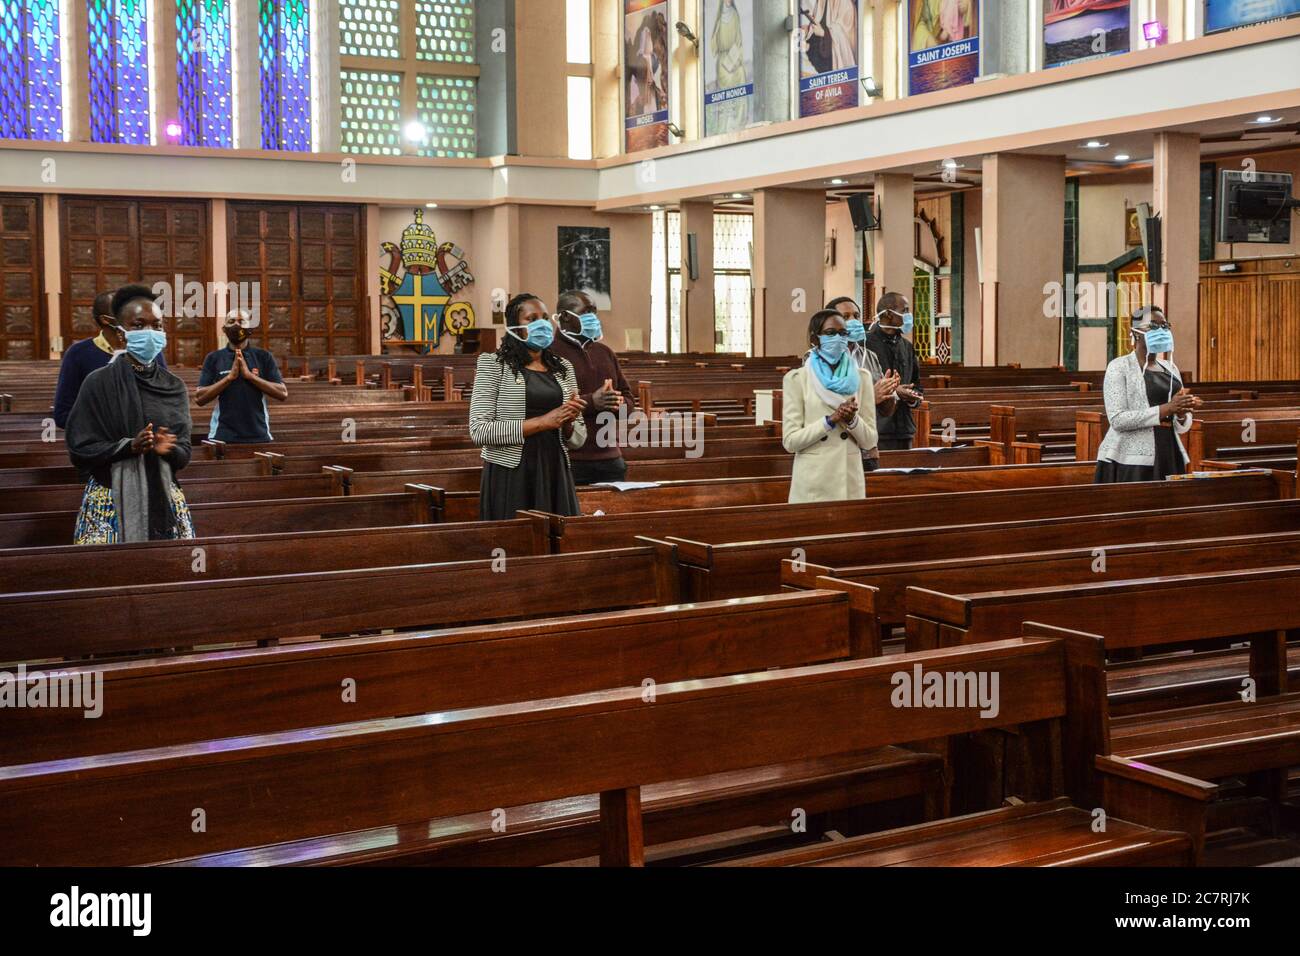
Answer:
[
  {"left": 195, "top": 311, "right": 288, "bottom": 443},
  {"left": 53, "top": 288, "right": 167, "bottom": 428}
]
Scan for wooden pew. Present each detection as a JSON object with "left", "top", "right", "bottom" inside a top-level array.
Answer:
[
  {"left": 0, "top": 628, "right": 1200, "bottom": 866},
  {"left": 0, "top": 485, "right": 439, "bottom": 549},
  {"left": 0, "top": 518, "right": 548, "bottom": 592},
  {"left": 0, "top": 546, "right": 680, "bottom": 662},
  {"left": 0, "top": 471, "right": 346, "bottom": 514}
]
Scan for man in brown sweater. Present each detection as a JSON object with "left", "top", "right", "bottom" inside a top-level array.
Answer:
[{"left": 548, "top": 289, "right": 637, "bottom": 484}]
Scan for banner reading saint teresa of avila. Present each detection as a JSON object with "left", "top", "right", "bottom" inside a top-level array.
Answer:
[
  {"left": 908, "top": 0, "right": 980, "bottom": 94},
  {"left": 797, "top": 0, "right": 859, "bottom": 118},
  {"left": 702, "top": 0, "right": 756, "bottom": 137},
  {"left": 624, "top": 0, "right": 671, "bottom": 151}
]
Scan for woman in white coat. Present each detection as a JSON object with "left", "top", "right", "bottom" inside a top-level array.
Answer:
[
  {"left": 782, "top": 309, "right": 878, "bottom": 503},
  {"left": 1095, "top": 306, "right": 1202, "bottom": 483}
]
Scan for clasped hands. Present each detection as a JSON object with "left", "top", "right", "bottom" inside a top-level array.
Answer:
[{"left": 130, "top": 421, "right": 178, "bottom": 456}]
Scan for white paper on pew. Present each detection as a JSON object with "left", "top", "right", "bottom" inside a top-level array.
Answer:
[
  {"left": 918, "top": 445, "right": 967, "bottom": 452},
  {"left": 870, "top": 467, "right": 938, "bottom": 474},
  {"left": 589, "top": 481, "right": 662, "bottom": 491}
]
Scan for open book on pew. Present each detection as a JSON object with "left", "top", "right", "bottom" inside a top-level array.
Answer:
[
  {"left": 588, "top": 481, "right": 662, "bottom": 491},
  {"left": 869, "top": 467, "right": 938, "bottom": 475}
]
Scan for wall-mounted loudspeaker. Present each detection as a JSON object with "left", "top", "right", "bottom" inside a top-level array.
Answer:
[{"left": 847, "top": 193, "right": 879, "bottom": 232}]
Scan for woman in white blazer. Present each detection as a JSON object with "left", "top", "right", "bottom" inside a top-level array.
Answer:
[
  {"left": 1095, "top": 306, "right": 1201, "bottom": 483},
  {"left": 782, "top": 309, "right": 879, "bottom": 503},
  {"left": 470, "top": 293, "right": 587, "bottom": 519}
]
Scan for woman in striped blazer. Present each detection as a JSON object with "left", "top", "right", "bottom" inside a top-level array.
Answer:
[{"left": 470, "top": 293, "right": 588, "bottom": 520}]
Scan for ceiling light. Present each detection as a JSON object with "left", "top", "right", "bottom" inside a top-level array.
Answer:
[
  {"left": 730, "top": 193, "right": 744, "bottom": 199},
  {"left": 830, "top": 178, "right": 847, "bottom": 185},
  {"left": 1082, "top": 140, "right": 1108, "bottom": 149},
  {"left": 649, "top": 204, "right": 662, "bottom": 211},
  {"left": 425, "top": 202, "right": 438, "bottom": 208},
  {"left": 1253, "top": 115, "right": 1282, "bottom": 124},
  {"left": 1114, "top": 153, "right": 1131, "bottom": 162}
]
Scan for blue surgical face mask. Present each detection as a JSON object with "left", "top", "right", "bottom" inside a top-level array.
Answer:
[
  {"left": 1141, "top": 326, "right": 1174, "bottom": 354},
  {"left": 874, "top": 309, "right": 914, "bottom": 336},
  {"left": 817, "top": 333, "right": 849, "bottom": 363},
  {"left": 125, "top": 328, "right": 167, "bottom": 364},
  {"left": 508, "top": 317, "right": 555, "bottom": 350},
  {"left": 578, "top": 313, "right": 603, "bottom": 340},
  {"left": 845, "top": 318, "right": 866, "bottom": 343}
]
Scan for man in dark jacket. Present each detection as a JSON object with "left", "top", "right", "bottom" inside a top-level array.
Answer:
[
  {"left": 864, "top": 291, "right": 924, "bottom": 450},
  {"left": 548, "top": 289, "right": 636, "bottom": 484}
]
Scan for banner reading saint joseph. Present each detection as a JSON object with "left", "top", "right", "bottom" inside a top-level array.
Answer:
[
  {"left": 798, "top": 0, "right": 859, "bottom": 118},
  {"left": 908, "top": 0, "right": 980, "bottom": 95},
  {"left": 624, "top": 0, "right": 671, "bottom": 151},
  {"left": 702, "top": 0, "right": 756, "bottom": 137}
]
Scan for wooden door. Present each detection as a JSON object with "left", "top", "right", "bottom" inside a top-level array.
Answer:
[
  {"left": 0, "top": 195, "right": 44, "bottom": 359},
  {"left": 137, "top": 201, "right": 210, "bottom": 366},
  {"left": 1198, "top": 274, "right": 1257, "bottom": 381},
  {"left": 59, "top": 197, "right": 211, "bottom": 365},
  {"left": 228, "top": 202, "right": 364, "bottom": 358},
  {"left": 60, "top": 198, "right": 138, "bottom": 345},
  {"left": 1259, "top": 273, "right": 1300, "bottom": 381}
]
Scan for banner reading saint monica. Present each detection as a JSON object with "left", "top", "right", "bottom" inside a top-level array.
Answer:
[
  {"left": 797, "top": 0, "right": 859, "bottom": 118},
  {"left": 702, "top": 0, "right": 756, "bottom": 137},
  {"left": 908, "top": 0, "right": 980, "bottom": 94},
  {"left": 624, "top": 0, "right": 671, "bottom": 151}
]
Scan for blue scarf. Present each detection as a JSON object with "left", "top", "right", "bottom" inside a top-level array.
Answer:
[{"left": 807, "top": 348, "right": 860, "bottom": 396}]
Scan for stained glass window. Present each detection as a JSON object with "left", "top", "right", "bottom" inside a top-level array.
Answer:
[
  {"left": 340, "top": 69, "right": 403, "bottom": 155},
  {"left": 176, "top": 0, "right": 233, "bottom": 147},
  {"left": 415, "top": 1, "right": 474, "bottom": 63},
  {"left": 87, "top": 0, "right": 152, "bottom": 145},
  {"left": 0, "top": 1, "right": 64, "bottom": 140},
  {"left": 259, "top": 0, "right": 312, "bottom": 151},
  {"left": 416, "top": 74, "right": 475, "bottom": 158},
  {"left": 339, "top": 0, "right": 400, "bottom": 58}
]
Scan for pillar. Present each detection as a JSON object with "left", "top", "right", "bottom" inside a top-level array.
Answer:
[
  {"left": 679, "top": 201, "right": 715, "bottom": 352},
  {"left": 981, "top": 153, "right": 1066, "bottom": 367},
  {"left": 1152, "top": 131, "right": 1202, "bottom": 378},
  {"left": 752, "top": 188, "right": 827, "bottom": 356},
  {"left": 872, "top": 173, "right": 914, "bottom": 307}
]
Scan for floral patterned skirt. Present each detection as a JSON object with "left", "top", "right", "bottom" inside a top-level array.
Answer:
[{"left": 73, "top": 477, "right": 195, "bottom": 545}]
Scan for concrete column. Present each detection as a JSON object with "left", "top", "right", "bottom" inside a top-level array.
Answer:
[
  {"left": 981, "top": 153, "right": 1065, "bottom": 366},
  {"left": 679, "top": 201, "right": 715, "bottom": 352},
  {"left": 515, "top": 0, "right": 568, "bottom": 157},
  {"left": 1152, "top": 131, "right": 1202, "bottom": 378},
  {"left": 872, "top": 173, "right": 914, "bottom": 304},
  {"left": 753, "top": 188, "right": 826, "bottom": 356}
]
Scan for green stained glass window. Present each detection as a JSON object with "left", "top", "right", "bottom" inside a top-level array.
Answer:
[
  {"left": 340, "top": 68, "right": 403, "bottom": 155},
  {"left": 415, "top": 0, "right": 474, "bottom": 63},
  {"left": 416, "top": 74, "right": 475, "bottom": 158}
]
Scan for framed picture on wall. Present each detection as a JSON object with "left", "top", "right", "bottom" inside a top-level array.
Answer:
[
  {"left": 1124, "top": 206, "right": 1142, "bottom": 247},
  {"left": 558, "top": 226, "right": 612, "bottom": 310}
]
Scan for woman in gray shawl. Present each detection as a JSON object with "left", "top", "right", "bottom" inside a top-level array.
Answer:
[{"left": 65, "top": 285, "right": 195, "bottom": 544}]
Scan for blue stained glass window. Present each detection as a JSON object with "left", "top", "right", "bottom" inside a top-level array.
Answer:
[
  {"left": 87, "top": 0, "right": 152, "bottom": 145},
  {"left": 0, "top": 0, "right": 65, "bottom": 140},
  {"left": 176, "top": 0, "right": 234, "bottom": 147},
  {"left": 259, "top": 0, "right": 313, "bottom": 151}
]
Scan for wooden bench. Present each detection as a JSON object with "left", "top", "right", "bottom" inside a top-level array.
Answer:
[
  {"left": 0, "top": 545, "right": 680, "bottom": 662},
  {"left": 0, "top": 470, "right": 347, "bottom": 514},
  {"left": 0, "top": 517, "right": 548, "bottom": 592},
  {"left": 0, "top": 485, "right": 439, "bottom": 549},
  {"left": 0, "top": 627, "right": 1200, "bottom": 866}
]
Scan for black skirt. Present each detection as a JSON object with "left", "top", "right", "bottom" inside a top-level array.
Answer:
[
  {"left": 1094, "top": 365, "right": 1188, "bottom": 483},
  {"left": 479, "top": 369, "right": 581, "bottom": 521}
]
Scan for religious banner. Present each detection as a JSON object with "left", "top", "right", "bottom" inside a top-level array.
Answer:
[
  {"left": 702, "top": 0, "right": 755, "bottom": 137},
  {"left": 797, "top": 0, "right": 859, "bottom": 118},
  {"left": 624, "top": 0, "right": 671, "bottom": 151},
  {"left": 908, "top": 0, "right": 980, "bottom": 94},
  {"left": 1043, "top": 0, "right": 1130, "bottom": 69},
  {"left": 378, "top": 209, "right": 476, "bottom": 352},
  {"left": 1204, "top": 0, "right": 1300, "bottom": 33}
]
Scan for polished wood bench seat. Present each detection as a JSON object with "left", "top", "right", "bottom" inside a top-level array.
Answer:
[
  {"left": 712, "top": 797, "right": 1192, "bottom": 867},
  {"left": 169, "top": 747, "right": 943, "bottom": 867}
]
